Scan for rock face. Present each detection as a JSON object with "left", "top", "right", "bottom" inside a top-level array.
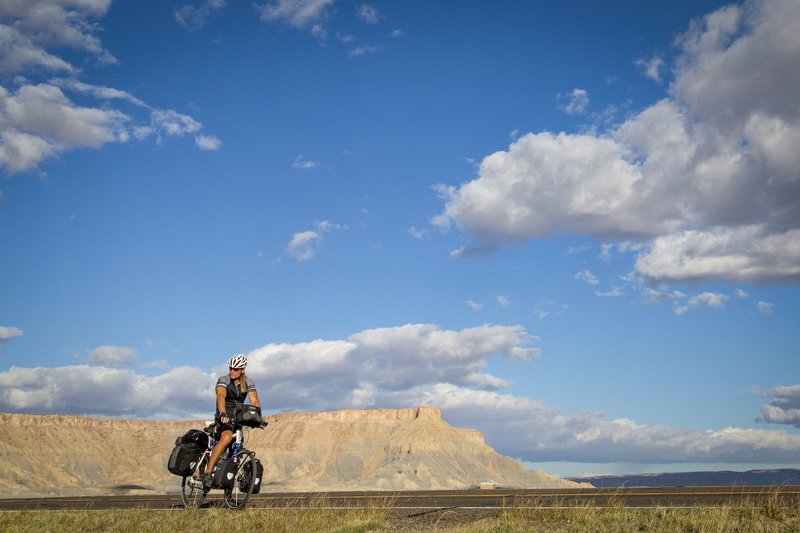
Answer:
[{"left": 0, "top": 408, "right": 586, "bottom": 496}]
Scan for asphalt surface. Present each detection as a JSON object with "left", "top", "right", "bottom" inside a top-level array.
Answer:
[{"left": 1, "top": 486, "right": 799, "bottom": 511}]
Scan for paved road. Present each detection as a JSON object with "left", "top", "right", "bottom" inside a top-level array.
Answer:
[{"left": 1, "top": 487, "right": 799, "bottom": 511}]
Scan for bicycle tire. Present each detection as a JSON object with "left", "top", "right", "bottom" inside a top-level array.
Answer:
[
  {"left": 223, "top": 450, "right": 255, "bottom": 509},
  {"left": 181, "top": 453, "right": 209, "bottom": 507}
]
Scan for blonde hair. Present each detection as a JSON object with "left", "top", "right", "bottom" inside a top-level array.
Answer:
[{"left": 238, "top": 371, "right": 247, "bottom": 394}]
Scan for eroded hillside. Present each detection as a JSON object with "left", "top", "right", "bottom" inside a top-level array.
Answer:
[{"left": 0, "top": 408, "right": 585, "bottom": 496}]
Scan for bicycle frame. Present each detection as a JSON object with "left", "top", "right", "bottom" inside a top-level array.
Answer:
[{"left": 181, "top": 422, "right": 260, "bottom": 509}]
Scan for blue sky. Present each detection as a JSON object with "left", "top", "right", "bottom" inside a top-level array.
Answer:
[{"left": 1, "top": 0, "right": 799, "bottom": 477}]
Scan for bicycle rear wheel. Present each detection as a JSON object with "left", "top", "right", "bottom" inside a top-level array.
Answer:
[
  {"left": 223, "top": 450, "right": 255, "bottom": 509},
  {"left": 181, "top": 453, "right": 209, "bottom": 507}
]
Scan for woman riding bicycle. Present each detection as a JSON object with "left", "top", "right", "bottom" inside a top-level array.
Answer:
[{"left": 203, "top": 353, "right": 261, "bottom": 485}]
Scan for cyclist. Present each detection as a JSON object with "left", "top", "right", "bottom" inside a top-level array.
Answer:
[{"left": 203, "top": 353, "right": 261, "bottom": 485}]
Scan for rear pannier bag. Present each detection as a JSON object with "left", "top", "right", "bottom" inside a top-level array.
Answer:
[
  {"left": 235, "top": 404, "right": 262, "bottom": 427},
  {"left": 212, "top": 457, "right": 237, "bottom": 489},
  {"left": 167, "top": 442, "right": 203, "bottom": 476}
]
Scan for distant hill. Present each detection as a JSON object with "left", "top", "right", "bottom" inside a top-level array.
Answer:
[
  {"left": 0, "top": 408, "right": 587, "bottom": 497},
  {"left": 570, "top": 469, "right": 800, "bottom": 488}
]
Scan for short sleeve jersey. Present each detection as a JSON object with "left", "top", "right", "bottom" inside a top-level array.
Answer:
[{"left": 215, "top": 375, "right": 257, "bottom": 416}]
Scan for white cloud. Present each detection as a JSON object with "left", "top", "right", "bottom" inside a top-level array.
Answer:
[
  {"left": 0, "top": 83, "right": 129, "bottom": 172},
  {"left": 465, "top": 300, "right": 483, "bottom": 311},
  {"left": 286, "top": 230, "right": 321, "bottom": 262},
  {"left": 496, "top": 295, "right": 510, "bottom": 308},
  {"left": 195, "top": 134, "right": 222, "bottom": 151},
  {"left": 356, "top": 4, "right": 379, "bottom": 24},
  {"left": 88, "top": 345, "right": 137, "bottom": 367},
  {"left": 257, "top": 0, "right": 335, "bottom": 29},
  {"left": 408, "top": 226, "right": 429, "bottom": 239},
  {"left": 635, "top": 55, "right": 666, "bottom": 82},
  {"left": 574, "top": 269, "right": 599, "bottom": 285},
  {"left": 757, "top": 300, "right": 774, "bottom": 314},
  {"left": 689, "top": 291, "right": 729, "bottom": 309},
  {"left": 434, "top": 0, "right": 800, "bottom": 285},
  {"left": 635, "top": 226, "right": 800, "bottom": 283},
  {"left": 0, "top": 364, "right": 214, "bottom": 418},
  {"left": 595, "top": 287, "right": 624, "bottom": 298},
  {"left": 175, "top": 0, "right": 226, "bottom": 31},
  {"left": 561, "top": 88, "right": 589, "bottom": 114},
  {"left": 0, "top": 326, "right": 23, "bottom": 343},
  {"left": 397, "top": 384, "right": 800, "bottom": 464},
  {"left": 291, "top": 155, "right": 317, "bottom": 169},
  {"left": 349, "top": 45, "right": 379, "bottom": 58},
  {"left": 758, "top": 385, "right": 800, "bottom": 428},
  {"left": 0, "top": 0, "right": 116, "bottom": 72},
  {"left": 0, "top": 5, "right": 213, "bottom": 174},
  {"left": 285, "top": 220, "right": 343, "bottom": 261},
  {"left": 734, "top": 288, "right": 749, "bottom": 299}
]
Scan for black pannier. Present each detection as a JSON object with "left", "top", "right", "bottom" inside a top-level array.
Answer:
[
  {"left": 235, "top": 404, "right": 262, "bottom": 427},
  {"left": 240, "top": 457, "right": 264, "bottom": 494},
  {"left": 179, "top": 428, "right": 209, "bottom": 448},
  {"left": 167, "top": 442, "right": 203, "bottom": 476},
  {"left": 211, "top": 457, "right": 237, "bottom": 489}
]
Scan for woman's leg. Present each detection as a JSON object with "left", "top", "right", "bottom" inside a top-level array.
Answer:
[{"left": 205, "top": 429, "right": 233, "bottom": 475}]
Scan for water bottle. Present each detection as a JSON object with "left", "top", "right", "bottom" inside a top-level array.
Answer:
[{"left": 231, "top": 441, "right": 242, "bottom": 459}]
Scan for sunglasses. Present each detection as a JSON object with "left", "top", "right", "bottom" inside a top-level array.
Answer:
[{"left": 229, "top": 367, "right": 243, "bottom": 371}]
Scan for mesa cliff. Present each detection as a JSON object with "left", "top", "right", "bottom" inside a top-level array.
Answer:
[{"left": 0, "top": 408, "right": 586, "bottom": 497}]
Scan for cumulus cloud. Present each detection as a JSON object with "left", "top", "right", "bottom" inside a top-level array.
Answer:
[
  {"left": 757, "top": 385, "right": 800, "bottom": 428},
  {"left": 0, "top": 3, "right": 216, "bottom": 174},
  {"left": 88, "top": 345, "right": 137, "bottom": 367},
  {"left": 175, "top": 0, "right": 226, "bottom": 31},
  {"left": 496, "top": 295, "right": 510, "bottom": 307},
  {"left": 433, "top": 0, "right": 800, "bottom": 285},
  {"left": 0, "top": 326, "right": 23, "bottom": 343},
  {"left": 0, "top": 365, "right": 214, "bottom": 418},
  {"left": 2, "top": 322, "right": 798, "bottom": 464},
  {"left": 0, "top": 0, "right": 116, "bottom": 72},
  {"left": 257, "top": 0, "right": 335, "bottom": 29}
]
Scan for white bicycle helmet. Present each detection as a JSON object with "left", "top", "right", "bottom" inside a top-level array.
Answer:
[{"left": 228, "top": 353, "right": 247, "bottom": 369}]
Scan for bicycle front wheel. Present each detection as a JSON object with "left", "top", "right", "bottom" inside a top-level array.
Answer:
[
  {"left": 181, "top": 453, "right": 209, "bottom": 508},
  {"left": 224, "top": 450, "right": 255, "bottom": 509}
]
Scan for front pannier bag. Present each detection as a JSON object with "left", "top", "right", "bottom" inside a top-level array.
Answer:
[
  {"left": 212, "top": 457, "right": 237, "bottom": 489},
  {"left": 240, "top": 457, "right": 264, "bottom": 494},
  {"left": 235, "top": 404, "right": 262, "bottom": 427}
]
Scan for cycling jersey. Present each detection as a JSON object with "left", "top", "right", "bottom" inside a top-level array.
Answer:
[{"left": 215, "top": 375, "right": 257, "bottom": 417}]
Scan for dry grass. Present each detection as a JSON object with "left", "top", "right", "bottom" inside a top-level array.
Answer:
[
  {"left": 1, "top": 491, "right": 799, "bottom": 532},
  {"left": 0, "top": 496, "right": 392, "bottom": 533},
  {"left": 453, "top": 491, "right": 800, "bottom": 532}
]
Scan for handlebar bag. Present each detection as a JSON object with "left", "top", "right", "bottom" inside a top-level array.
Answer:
[{"left": 235, "top": 404, "right": 262, "bottom": 427}]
